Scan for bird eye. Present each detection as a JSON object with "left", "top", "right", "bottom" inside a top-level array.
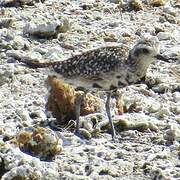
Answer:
[
  {"left": 134, "top": 49, "right": 141, "bottom": 56},
  {"left": 142, "top": 48, "right": 149, "bottom": 54},
  {"left": 134, "top": 48, "right": 149, "bottom": 56}
]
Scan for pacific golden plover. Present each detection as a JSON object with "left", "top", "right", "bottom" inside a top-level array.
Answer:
[{"left": 18, "top": 36, "right": 160, "bottom": 140}]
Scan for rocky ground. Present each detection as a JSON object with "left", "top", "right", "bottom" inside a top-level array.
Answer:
[{"left": 0, "top": 0, "right": 180, "bottom": 179}]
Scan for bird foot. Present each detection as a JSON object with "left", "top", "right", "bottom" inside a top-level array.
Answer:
[
  {"left": 74, "top": 130, "right": 84, "bottom": 139},
  {"left": 112, "top": 135, "right": 118, "bottom": 142},
  {"left": 111, "top": 132, "right": 117, "bottom": 141},
  {"left": 75, "top": 128, "right": 92, "bottom": 139}
]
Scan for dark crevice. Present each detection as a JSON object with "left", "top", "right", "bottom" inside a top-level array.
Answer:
[{"left": 0, "top": 158, "right": 8, "bottom": 178}]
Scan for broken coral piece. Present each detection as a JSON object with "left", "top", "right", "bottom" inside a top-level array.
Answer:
[
  {"left": 23, "top": 18, "right": 70, "bottom": 38},
  {"left": 128, "top": 0, "right": 143, "bottom": 11},
  {"left": 45, "top": 75, "right": 102, "bottom": 124},
  {"left": 0, "top": 0, "right": 45, "bottom": 7},
  {"left": 11, "top": 127, "right": 62, "bottom": 160},
  {"left": 150, "top": 0, "right": 166, "bottom": 7}
]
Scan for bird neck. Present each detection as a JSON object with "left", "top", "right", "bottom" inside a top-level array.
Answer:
[{"left": 127, "top": 56, "right": 152, "bottom": 83}]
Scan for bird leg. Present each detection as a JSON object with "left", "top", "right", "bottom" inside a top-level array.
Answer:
[
  {"left": 74, "top": 91, "right": 85, "bottom": 135},
  {"left": 105, "top": 91, "right": 116, "bottom": 140}
]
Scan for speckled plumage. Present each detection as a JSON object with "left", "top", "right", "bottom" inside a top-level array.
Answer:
[
  {"left": 18, "top": 36, "right": 160, "bottom": 140},
  {"left": 52, "top": 45, "right": 129, "bottom": 77},
  {"left": 20, "top": 36, "right": 159, "bottom": 91}
]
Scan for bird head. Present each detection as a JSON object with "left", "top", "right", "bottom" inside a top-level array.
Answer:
[
  {"left": 128, "top": 36, "right": 160, "bottom": 65},
  {"left": 126, "top": 36, "right": 160, "bottom": 82}
]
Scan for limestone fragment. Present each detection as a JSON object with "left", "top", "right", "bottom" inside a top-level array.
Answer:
[
  {"left": 11, "top": 127, "right": 62, "bottom": 160},
  {"left": 45, "top": 75, "right": 102, "bottom": 123},
  {"left": 24, "top": 18, "right": 70, "bottom": 38},
  {"left": 150, "top": 0, "right": 166, "bottom": 7},
  {"left": 128, "top": 0, "right": 143, "bottom": 11}
]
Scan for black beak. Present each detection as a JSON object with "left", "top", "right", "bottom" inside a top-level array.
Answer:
[
  {"left": 155, "top": 54, "right": 165, "bottom": 60},
  {"left": 154, "top": 54, "right": 172, "bottom": 62},
  {"left": 155, "top": 54, "right": 180, "bottom": 63}
]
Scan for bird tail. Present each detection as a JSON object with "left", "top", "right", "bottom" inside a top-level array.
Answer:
[{"left": 18, "top": 58, "right": 55, "bottom": 68}]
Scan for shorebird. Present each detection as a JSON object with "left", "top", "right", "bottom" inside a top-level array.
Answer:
[{"left": 18, "top": 36, "right": 160, "bottom": 140}]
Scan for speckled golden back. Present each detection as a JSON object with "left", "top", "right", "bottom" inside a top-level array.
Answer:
[{"left": 18, "top": 36, "right": 159, "bottom": 91}]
